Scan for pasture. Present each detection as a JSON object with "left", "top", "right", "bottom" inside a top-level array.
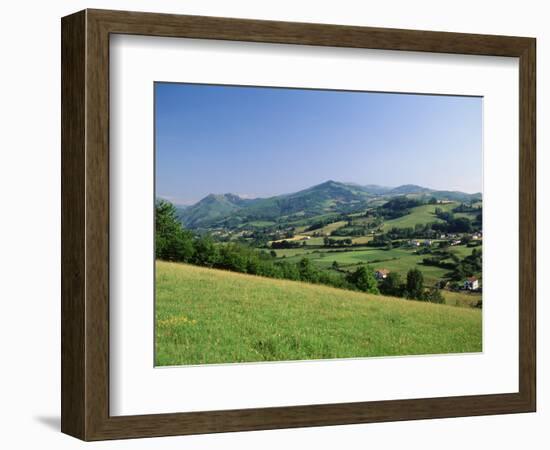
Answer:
[
  {"left": 382, "top": 202, "right": 456, "bottom": 229},
  {"left": 155, "top": 261, "right": 482, "bottom": 366},
  {"left": 277, "top": 245, "right": 461, "bottom": 286},
  {"left": 303, "top": 220, "right": 348, "bottom": 236}
]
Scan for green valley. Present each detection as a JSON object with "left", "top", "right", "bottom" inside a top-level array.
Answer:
[{"left": 155, "top": 180, "right": 483, "bottom": 366}]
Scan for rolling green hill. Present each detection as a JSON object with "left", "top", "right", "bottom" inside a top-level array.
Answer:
[
  {"left": 178, "top": 180, "right": 481, "bottom": 230},
  {"left": 383, "top": 203, "right": 455, "bottom": 229},
  {"left": 180, "top": 180, "right": 376, "bottom": 229},
  {"left": 179, "top": 193, "right": 250, "bottom": 228},
  {"left": 387, "top": 184, "right": 432, "bottom": 195},
  {"left": 155, "top": 261, "right": 482, "bottom": 366}
]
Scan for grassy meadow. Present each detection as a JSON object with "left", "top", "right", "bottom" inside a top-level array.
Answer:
[
  {"left": 155, "top": 85, "right": 483, "bottom": 367},
  {"left": 155, "top": 261, "right": 482, "bottom": 366},
  {"left": 382, "top": 204, "right": 447, "bottom": 229}
]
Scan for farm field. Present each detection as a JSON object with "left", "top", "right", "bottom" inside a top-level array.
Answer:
[
  {"left": 268, "top": 234, "right": 478, "bottom": 288},
  {"left": 155, "top": 261, "right": 483, "bottom": 366},
  {"left": 454, "top": 212, "right": 478, "bottom": 220},
  {"left": 352, "top": 235, "right": 374, "bottom": 245},
  {"left": 269, "top": 247, "right": 320, "bottom": 258},
  {"left": 277, "top": 245, "right": 464, "bottom": 286},
  {"left": 186, "top": 185, "right": 481, "bottom": 304},
  {"left": 382, "top": 203, "right": 456, "bottom": 229},
  {"left": 303, "top": 220, "right": 348, "bottom": 236}
]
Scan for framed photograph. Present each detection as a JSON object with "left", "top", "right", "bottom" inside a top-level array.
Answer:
[{"left": 61, "top": 9, "right": 536, "bottom": 440}]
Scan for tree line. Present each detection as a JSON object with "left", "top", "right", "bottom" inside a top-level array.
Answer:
[
  {"left": 421, "top": 247, "right": 482, "bottom": 281},
  {"left": 378, "top": 268, "right": 444, "bottom": 303},
  {"left": 156, "top": 200, "right": 379, "bottom": 294},
  {"left": 376, "top": 197, "right": 422, "bottom": 219},
  {"left": 156, "top": 200, "right": 445, "bottom": 303}
]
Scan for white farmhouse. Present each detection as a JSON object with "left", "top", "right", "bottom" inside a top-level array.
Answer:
[{"left": 464, "top": 277, "right": 479, "bottom": 290}]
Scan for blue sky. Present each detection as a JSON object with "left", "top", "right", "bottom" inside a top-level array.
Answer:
[{"left": 155, "top": 82, "right": 482, "bottom": 205}]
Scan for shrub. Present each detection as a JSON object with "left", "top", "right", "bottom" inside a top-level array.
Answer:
[
  {"left": 424, "top": 287, "right": 445, "bottom": 304},
  {"left": 405, "top": 268, "right": 424, "bottom": 300},
  {"left": 379, "top": 272, "right": 403, "bottom": 297},
  {"left": 346, "top": 266, "right": 379, "bottom": 294}
]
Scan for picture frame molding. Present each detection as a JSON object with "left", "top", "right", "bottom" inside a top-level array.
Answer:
[{"left": 61, "top": 8, "right": 536, "bottom": 441}]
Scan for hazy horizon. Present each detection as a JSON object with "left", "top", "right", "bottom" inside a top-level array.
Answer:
[
  {"left": 158, "top": 179, "right": 481, "bottom": 207},
  {"left": 156, "top": 83, "right": 482, "bottom": 205}
]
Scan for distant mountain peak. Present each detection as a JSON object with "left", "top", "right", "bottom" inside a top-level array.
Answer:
[
  {"left": 201, "top": 192, "right": 242, "bottom": 202},
  {"left": 396, "top": 184, "right": 427, "bottom": 190},
  {"left": 389, "top": 184, "right": 432, "bottom": 195},
  {"left": 315, "top": 179, "right": 341, "bottom": 187},
  {"left": 222, "top": 193, "right": 243, "bottom": 202},
  {"left": 178, "top": 181, "right": 479, "bottom": 229}
]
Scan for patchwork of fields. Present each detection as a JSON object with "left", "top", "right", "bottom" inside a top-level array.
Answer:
[
  {"left": 274, "top": 245, "right": 475, "bottom": 284},
  {"left": 274, "top": 245, "right": 481, "bottom": 307},
  {"left": 155, "top": 261, "right": 483, "bottom": 366},
  {"left": 266, "top": 200, "right": 482, "bottom": 307},
  {"left": 382, "top": 204, "right": 450, "bottom": 229}
]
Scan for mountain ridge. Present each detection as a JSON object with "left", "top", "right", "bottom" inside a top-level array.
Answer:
[{"left": 176, "top": 180, "right": 481, "bottom": 229}]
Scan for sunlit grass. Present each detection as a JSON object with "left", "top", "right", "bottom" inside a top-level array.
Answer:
[{"left": 155, "top": 261, "right": 482, "bottom": 366}]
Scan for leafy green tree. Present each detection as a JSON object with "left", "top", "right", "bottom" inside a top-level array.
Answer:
[
  {"left": 347, "top": 265, "right": 379, "bottom": 294},
  {"left": 277, "top": 261, "right": 301, "bottom": 281},
  {"left": 170, "top": 230, "right": 196, "bottom": 262},
  {"left": 218, "top": 244, "right": 247, "bottom": 272},
  {"left": 297, "top": 258, "right": 319, "bottom": 282},
  {"left": 246, "top": 256, "right": 262, "bottom": 275},
  {"left": 405, "top": 268, "right": 424, "bottom": 300},
  {"left": 424, "top": 287, "right": 445, "bottom": 304},
  {"left": 450, "top": 248, "right": 482, "bottom": 280},
  {"left": 451, "top": 217, "right": 472, "bottom": 233},
  {"left": 379, "top": 272, "right": 403, "bottom": 297},
  {"left": 318, "top": 271, "right": 348, "bottom": 289},
  {"left": 155, "top": 200, "right": 195, "bottom": 262},
  {"left": 193, "top": 235, "right": 218, "bottom": 267},
  {"left": 438, "top": 240, "right": 450, "bottom": 249}
]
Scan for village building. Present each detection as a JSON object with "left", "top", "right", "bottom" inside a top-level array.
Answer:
[
  {"left": 463, "top": 277, "right": 479, "bottom": 290},
  {"left": 375, "top": 269, "right": 390, "bottom": 280}
]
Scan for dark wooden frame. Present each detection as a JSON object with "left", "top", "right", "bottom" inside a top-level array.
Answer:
[{"left": 61, "top": 9, "right": 536, "bottom": 441}]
